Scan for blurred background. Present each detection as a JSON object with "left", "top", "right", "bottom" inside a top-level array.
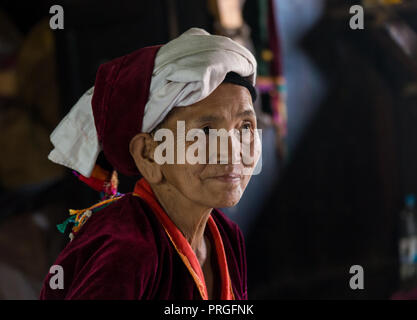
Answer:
[{"left": 1, "top": 0, "right": 417, "bottom": 299}]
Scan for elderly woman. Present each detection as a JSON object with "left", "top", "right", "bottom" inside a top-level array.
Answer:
[{"left": 40, "top": 28, "right": 261, "bottom": 300}]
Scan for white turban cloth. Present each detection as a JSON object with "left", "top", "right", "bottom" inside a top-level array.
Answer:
[{"left": 48, "top": 28, "right": 257, "bottom": 177}]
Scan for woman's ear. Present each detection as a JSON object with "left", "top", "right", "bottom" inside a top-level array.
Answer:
[{"left": 129, "top": 133, "right": 163, "bottom": 184}]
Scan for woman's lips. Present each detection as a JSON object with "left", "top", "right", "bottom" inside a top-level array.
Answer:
[{"left": 211, "top": 173, "right": 241, "bottom": 183}]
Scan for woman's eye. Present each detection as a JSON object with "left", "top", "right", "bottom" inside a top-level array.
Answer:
[
  {"left": 241, "top": 122, "right": 252, "bottom": 130},
  {"left": 202, "top": 126, "right": 211, "bottom": 135}
]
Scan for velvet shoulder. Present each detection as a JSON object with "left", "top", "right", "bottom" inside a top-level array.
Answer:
[
  {"left": 40, "top": 193, "right": 160, "bottom": 299},
  {"left": 211, "top": 208, "right": 248, "bottom": 299},
  {"left": 211, "top": 208, "right": 245, "bottom": 244},
  {"left": 70, "top": 193, "right": 159, "bottom": 247}
]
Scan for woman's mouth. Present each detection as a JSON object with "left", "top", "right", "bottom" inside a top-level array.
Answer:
[{"left": 211, "top": 173, "right": 241, "bottom": 183}]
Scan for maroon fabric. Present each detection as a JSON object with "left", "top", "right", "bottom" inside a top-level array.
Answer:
[
  {"left": 39, "top": 193, "right": 247, "bottom": 300},
  {"left": 92, "top": 45, "right": 162, "bottom": 176},
  {"left": 391, "top": 288, "right": 417, "bottom": 300}
]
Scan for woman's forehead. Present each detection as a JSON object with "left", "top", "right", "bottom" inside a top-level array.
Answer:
[{"left": 169, "top": 85, "right": 254, "bottom": 123}]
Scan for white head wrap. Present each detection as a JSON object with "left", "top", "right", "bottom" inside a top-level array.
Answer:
[{"left": 48, "top": 28, "right": 257, "bottom": 177}]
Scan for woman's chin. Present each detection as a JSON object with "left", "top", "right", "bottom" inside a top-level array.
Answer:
[{"left": 211, "top": 196, "right": 241, "bottom": 209}]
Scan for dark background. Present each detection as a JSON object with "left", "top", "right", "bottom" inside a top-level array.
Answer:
[{"left": 1, "top": 0, "right": 416, "bottom": 299}]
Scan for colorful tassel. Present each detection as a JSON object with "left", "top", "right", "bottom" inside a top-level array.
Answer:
[{"left": 56, "top": 195, "right": 124, "bottom": 239}]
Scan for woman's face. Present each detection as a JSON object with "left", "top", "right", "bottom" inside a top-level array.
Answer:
[{"left": 153, "top": 83, "right": 261, "bottom": 208}]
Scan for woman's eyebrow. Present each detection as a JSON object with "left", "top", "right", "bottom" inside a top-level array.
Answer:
[
  {"left": 190, "top": 109, "right": 256, "bottom": 126},
  {"left": 236, "top": 109, "right": 256, "bottom": 119},
  {"left": 191, "top": 115, "right": 220, "bottom": 125}
]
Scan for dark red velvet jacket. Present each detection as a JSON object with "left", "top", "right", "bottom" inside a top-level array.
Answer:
[{"left": 39, "top": 193, "right": 247, "bottom": 300}]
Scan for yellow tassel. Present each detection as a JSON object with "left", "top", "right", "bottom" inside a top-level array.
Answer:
[{"left": 68, "top": 197, "right": 123, "bottom": 234}]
